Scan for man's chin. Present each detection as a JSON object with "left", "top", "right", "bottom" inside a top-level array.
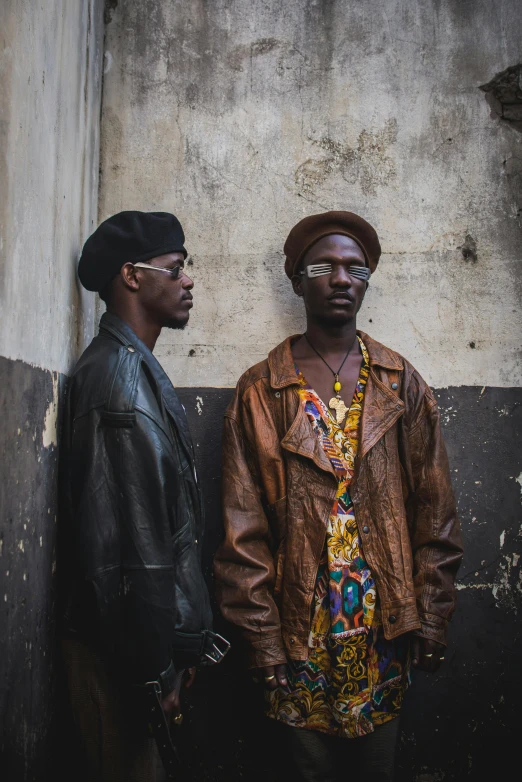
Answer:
[
  {"left": 165, "top": 316, "right": 189, "bottom": 331},
  {"left": 315, "top": 311, "right": 355, "bottom": 328}
]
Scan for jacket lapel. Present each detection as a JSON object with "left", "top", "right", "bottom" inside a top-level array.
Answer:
[
  {"left": 268, "top": 331, "right": 405, "bottom": 470},
  {"left": 281, "top": 401, "right": 336, "bottom": 476},
  {"left": 99, "top": 313, "right": 195, "bottom": 460},
  {"left": 268, "top": 336, "right": 335, "bottom": 477},
  {"left": 358, "top": 369, "right": 404, "bottom": 459},
  {"left": 357, "top": 331, "right": 405, "bottom": 459}
]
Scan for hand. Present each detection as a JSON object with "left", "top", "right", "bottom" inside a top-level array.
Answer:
[
  {"left": 411, "top": 637, "right": 446, "bottom": 673},
  {"left": 160, "top": 667, "right": 197, "bottom": 716},
  {"left": 161, "top": 685, "right": 181, "bottom": 715},
  {"left": 183, "top": 667, "right": 196, "bottom": 689},
  {"left": 261, "top": 663, "right": 288, "bottom": 691}
]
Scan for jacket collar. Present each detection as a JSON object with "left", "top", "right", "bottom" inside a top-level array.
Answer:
[
  {"left": 357, "top": 331, "right": 404, "bottom": 371},
  {"left": 98, "top": 312, "right": 194, "bottom": 459},
  {"left": 268, "top": 330, "right": 403, "bottom": 389},
  {"left": 271, "top": 329, "right": 405, "bottom": 469},
  {"left": 268, "top": 334, "right": 302, "bottom": 389}
]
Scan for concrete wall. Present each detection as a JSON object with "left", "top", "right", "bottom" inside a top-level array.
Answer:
[
  {"left": 0, "top": 2, "right": 104, "bottom": 778},
  {"left": 100, "top": 0, "right": 522, "bottom": 390},
  {"left": 100, "top": 2, "right": 522, "bottom": 780}
]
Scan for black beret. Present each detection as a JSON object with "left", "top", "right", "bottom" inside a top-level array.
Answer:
[
  {"left": 78, "top": 211, "right": 187, "bottom": 292},
  {"left": 284, "top": 210, "right": 381, "bottom": 279}
]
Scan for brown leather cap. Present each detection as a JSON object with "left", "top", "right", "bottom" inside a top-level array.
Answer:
[{"left": 283, "top": 210, "right": 381, "bottom": 279}]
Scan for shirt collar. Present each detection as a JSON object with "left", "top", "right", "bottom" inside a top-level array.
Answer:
[{"left": 268, "top": 330, "right": 403, "bottom": 389}]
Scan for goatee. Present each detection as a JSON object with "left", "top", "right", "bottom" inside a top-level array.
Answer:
[{"left": 165, "top": 319, "right": 188, "bottom": 331}]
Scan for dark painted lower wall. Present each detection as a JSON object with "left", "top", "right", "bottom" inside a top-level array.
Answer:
[
  {"left": 1, "top": 360, "right": 521, "bottom": 781},
  {"left": 176, "top": 385, "right": 522, "bottom": 782},
  {"left": 0, "top": 356, "right": 66, "bottom": 781}
]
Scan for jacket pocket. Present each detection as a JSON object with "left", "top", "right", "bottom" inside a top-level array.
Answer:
[
  {"left": 267, "top": 496, "right": 287, "bottom": 597},
  {"left": 267, "top": 495, "right": 287, "bottom": 539}
]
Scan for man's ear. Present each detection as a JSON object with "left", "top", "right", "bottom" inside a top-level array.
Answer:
[
  {"left": 291, "top": 273, "right": 304, "bottom": 297},
  {"left": 120, "top": 262, "right": 140, "bottom": 292}
]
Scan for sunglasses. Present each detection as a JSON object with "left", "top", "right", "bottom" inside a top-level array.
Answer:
[
  {"left": 299, "top": 263, "right": 371, "bottom": 281},
  {"left": 133, "top": 261, "right": 187, "bottom": 280}
]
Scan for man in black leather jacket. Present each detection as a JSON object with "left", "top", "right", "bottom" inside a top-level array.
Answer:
[{"left": 59, "top": 211, "right": 228, "bottom": 781}]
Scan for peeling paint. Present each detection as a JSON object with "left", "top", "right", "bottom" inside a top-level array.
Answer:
[
  {"left": 456, "top": 582, "right": 492, "bottom": 590},
  {"left": 104, "top": 50, "right": 113, "bottom": 74},
  {"left": 1, "top": 357, "right": 72, "bottom": 775},
  {"left": 196, "top": 395, "right": 204, "bottom": 416},
  {"left": 491, "top": 555, "right": 517, "bottom": 611},
  {"left": 42, "top": 373, "right": 59, "bottom": 448},
  {"left": 295, "top": 119, "right": 398, "bottom": 197},
  {"left": 457, "top": 552, "right": 520, "bottom": 612},
  {"left": 480, "top": 63, "right": 522, "bottom": 133}
]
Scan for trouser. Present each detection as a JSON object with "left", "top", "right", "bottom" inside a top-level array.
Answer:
[
  {"left": 288, "top": 718, "right": 400, "bottom": 782},
  {"left": 61, "top": 639, "right": 161, "bottom": 782}
]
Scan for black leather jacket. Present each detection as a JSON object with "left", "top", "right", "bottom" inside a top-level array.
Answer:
[{"left": 60, "top": 312, "right": 214, "bottom": 689}]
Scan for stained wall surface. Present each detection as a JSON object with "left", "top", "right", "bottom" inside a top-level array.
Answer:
[
  {"left": 100, "top": 0, "right": 522, "bottom": 390},
  {"left": 99, "top": 2, "right": 522, "bottom": 780},
  {"left": 0, "top": 2, "right": 104, "bottom": 779}
]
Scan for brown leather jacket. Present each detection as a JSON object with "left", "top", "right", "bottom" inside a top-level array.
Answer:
[{"left": 214, "top": 332, "right": 463, "bottom": 669}]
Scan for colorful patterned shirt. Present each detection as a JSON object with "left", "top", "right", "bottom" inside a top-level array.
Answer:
[{"left": 265, "top": 337, "right": 410, "bottom": 738}]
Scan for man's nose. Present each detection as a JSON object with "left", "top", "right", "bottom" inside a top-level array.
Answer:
[
  {"left": 182, "top": 271, "right": 194, "bottom": 288},
  {"left": 330, "top": 266, "right": 352, "bottom": 286}
]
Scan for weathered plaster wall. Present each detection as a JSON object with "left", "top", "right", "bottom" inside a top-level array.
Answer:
[
  {"left": 0, "top": 0, "right": 102, "bottom": 374},
  {"left": 100, "top": 0, "right": 522, "bottom": 389},
  {"left": 97, "top": 2, "right": 521, "bottom": 780},
  {"left": 0, "top": 2, "right": 104, "bottom": 779}
]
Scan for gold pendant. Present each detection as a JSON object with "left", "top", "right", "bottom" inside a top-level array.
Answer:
[{"left": 329, "top": 396, "right": 349, "bottom": 425}]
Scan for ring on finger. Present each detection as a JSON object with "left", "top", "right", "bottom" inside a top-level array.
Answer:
[
  {"left": 424, "top": 653, "right": 433, "bottom": 658},
  {"left": 264, "top": 674, "right": 276, "bottom": 682}
]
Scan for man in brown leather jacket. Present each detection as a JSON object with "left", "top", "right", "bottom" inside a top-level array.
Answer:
[{"left": 214, "top": 211, "right": 463, "bottom": 782}]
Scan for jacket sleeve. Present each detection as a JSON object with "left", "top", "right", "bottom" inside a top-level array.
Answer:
[
  {"left": 407, "top": 384, "right": 464, "bottom": 646},
  {"left": 100, "top": 411, "right": 181, "bottom": 688},
  {"left": 214, "top": 402, "right": 287, "bottom": 669}
]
